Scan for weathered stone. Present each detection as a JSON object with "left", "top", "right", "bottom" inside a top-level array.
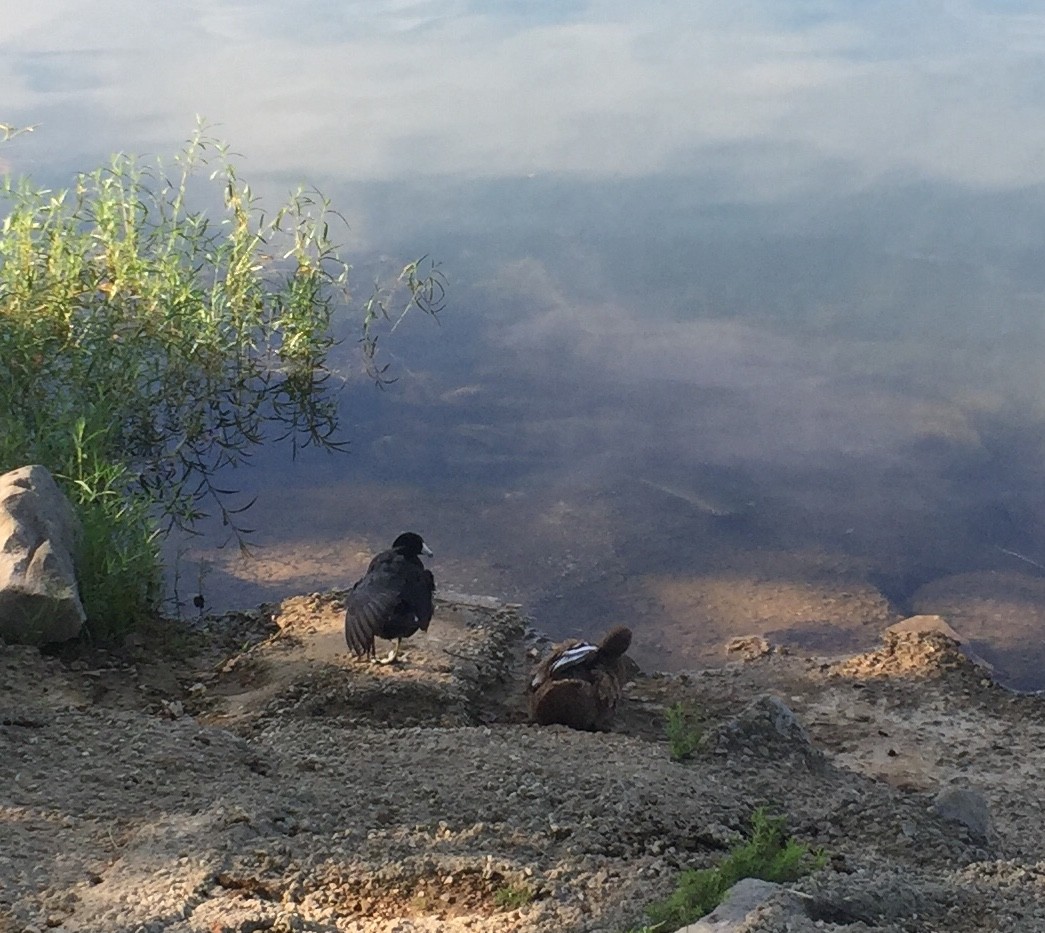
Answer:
[
  {"left": 932, "top": 786, "right": 992, "bottom": 840},
  {"left": 886, "top": 614, "right": 964, "bottom": 642},
  {"left": 725, "top": 634, "right": 773, "bottom": 659},
  {"left": 0, "top": 465, "right": 85, "bottom": 645},
  {"left": 709, "top": 694, "right": 826, "bottom": 773},
  {"left": 678, "top": 878, "right": 803, "bottom": 931}
]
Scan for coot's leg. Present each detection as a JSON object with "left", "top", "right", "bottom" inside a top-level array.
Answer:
[{"left": 375, "top": 637, "right": 402, "bottom": 665}]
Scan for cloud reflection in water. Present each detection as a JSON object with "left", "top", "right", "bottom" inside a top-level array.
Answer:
[{"left": 5, "top": 1, "right": 1045, "bottom": 683}]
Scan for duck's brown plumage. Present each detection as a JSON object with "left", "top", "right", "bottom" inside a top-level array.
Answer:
[
  {"left": 527, "top": 625, "right": 633, "bottom": 730},
  {"left": 344, "top": 532, "right": 435, "bottom": 662}
]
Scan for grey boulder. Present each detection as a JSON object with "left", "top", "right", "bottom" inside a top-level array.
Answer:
[
  {"left": 932, "top": 785, "right": 992, "bottom": 840},
  {"left": 677, "top": 879, "right": 802, "bottom": 932},
  {"left": 709, "top": 694, "right": 827, "bottom": 774},
  {"left": 0, "top": 465, "right": 85, "bottom": 645}
]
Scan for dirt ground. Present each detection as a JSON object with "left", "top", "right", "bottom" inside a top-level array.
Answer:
[{"left": 3, "top": 592, "right": 1045, "bottom": 932}]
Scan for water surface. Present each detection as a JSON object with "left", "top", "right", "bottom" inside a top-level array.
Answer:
[{"left": 6, "top": 3, "right": 1045, "bottom": 686}]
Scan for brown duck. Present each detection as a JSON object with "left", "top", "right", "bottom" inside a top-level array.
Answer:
[{"left": 527, "top": 625, "right": 633, "bottom": 730}]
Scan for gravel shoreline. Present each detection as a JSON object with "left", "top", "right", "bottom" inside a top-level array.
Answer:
[{"left": 3, "top": 594, "right": 1045, "bottom": 932}]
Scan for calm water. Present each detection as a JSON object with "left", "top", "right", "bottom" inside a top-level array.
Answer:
[{"left": 6, "top": 3, "right": 1045, "bottom": 687}]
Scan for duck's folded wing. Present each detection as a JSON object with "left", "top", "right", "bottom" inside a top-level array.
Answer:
[
  {"left": 549, "top": 643, "right": 599, "bottom": 675},
  {"left": 530, "top": 642, "right": 597, "bottom": 689}
]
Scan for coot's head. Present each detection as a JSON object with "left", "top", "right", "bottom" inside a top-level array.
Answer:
[{"left": 392, "top": 531, "right": 434, "bottom": 558}]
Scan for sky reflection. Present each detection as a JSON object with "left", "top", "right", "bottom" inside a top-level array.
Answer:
[
  {"left": 6, "top": 2, "right": 1045, "bottom": 686},
  {"left": 5, "top": 2, "right": 1045, "bottom": 189}
]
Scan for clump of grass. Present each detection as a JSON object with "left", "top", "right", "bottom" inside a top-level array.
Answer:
[
  {"left": 665, "top": 701, "right": 702, "bottom": 761},
  {"left": 493, "top": 882, "right": 534, "bottom": 910},
  {"left": 68, "top": 425, "right": 162, "bottom": 638},
  {"left": 644, "top": 808, "right": 826, "bottom": 929},
  {"left": 0, "top": 121, "right": 442, "bottom": 640}
]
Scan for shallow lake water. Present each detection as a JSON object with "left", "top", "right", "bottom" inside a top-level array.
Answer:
[{"left": 6, "top": 3, "right": 1045, "bottom": 687}]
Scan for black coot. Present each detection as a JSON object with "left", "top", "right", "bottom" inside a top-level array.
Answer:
[{"left": 344, "top": 532, "right": 435, "bottom": 663}]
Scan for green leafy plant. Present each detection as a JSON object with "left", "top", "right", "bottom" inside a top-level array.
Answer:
[
  {"left": 0, "top": 122, "right": 443, "bottom": 638},
  {"left": 493, "top": 882, "right": 534, "bottom": 910},
  {"left": 644, "top": 808, "right": 826, "bottom": 929},
  {"left": 665, "top": 701, "right": 702, "bottom": 761},
  {"left": 63, "top": 418, "right": 163, "bottom": 639}
]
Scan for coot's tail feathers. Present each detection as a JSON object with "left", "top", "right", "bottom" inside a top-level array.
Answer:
[
  {"left": 344, "top": 614, "right": 374, "bottom": 658},
  {"left": 598, "top": 625, "right": 633, "bottom": 661}
]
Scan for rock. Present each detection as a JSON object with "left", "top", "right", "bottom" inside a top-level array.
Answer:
[
  {"left": 886, "top": 614, "right": 997, "bottom": 676},
  {"left": 709, "top": 694, "right": 826, "bottom": 773},
  {"left": 725, "top": 635, "right": 773, "bottom": 659},
  {"left": 886, "top": 614, "right": 964, "bottom": 642},
  {"left": 677, "top": 878, "right": 804, "bottom": 931},
  {"left": 932, "top": 786, "right": 992, "bottom": 840},
  {"left": 436, "top": 591, "right": 505, "bottom": 610},
  {"left": 0, "top": 465, "right": 85, "bottom": 645},
  {"left": 908, "top": 574, "right": 1045, "bottom": 688},
  {"left": 835, "top": 615, "right": 990, "bottom": 683}
]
